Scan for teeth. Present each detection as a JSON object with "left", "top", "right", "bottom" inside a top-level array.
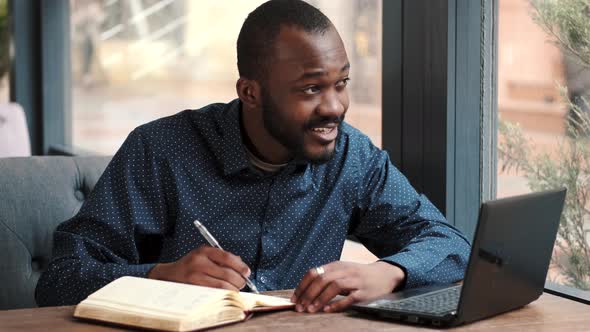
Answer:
[{"left": 311, "top": 127, "right": 332, "bottom": 133}]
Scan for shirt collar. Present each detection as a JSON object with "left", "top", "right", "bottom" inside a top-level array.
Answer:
[{"left": 220, "top": 99, "right": 251, "bottom": 176}]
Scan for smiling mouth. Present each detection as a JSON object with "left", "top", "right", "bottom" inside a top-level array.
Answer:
[
  {"left": 311, "top": 127, "right": 334, "bottom": 134},
  {"left": 308, "top": 126, "right": 338, "bottom": 143}
]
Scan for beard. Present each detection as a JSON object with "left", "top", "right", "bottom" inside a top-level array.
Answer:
[{"left": 260, "top": 90, "right": 344, "bottom": 165}]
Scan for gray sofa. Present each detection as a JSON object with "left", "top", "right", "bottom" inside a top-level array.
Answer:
[{"left": 0, "top": 156, "right": 110, "bottom": 309}]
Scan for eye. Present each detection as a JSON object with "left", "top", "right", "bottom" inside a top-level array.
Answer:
[
  {"left": 302, "top": 86, "right": 321, "bottom": 95},
  {"left": 336, "top": 78, "right": 351, "bottom": 88}
]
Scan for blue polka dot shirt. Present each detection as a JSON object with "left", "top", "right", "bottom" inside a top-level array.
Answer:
[{"left": 36, "top": 99, "right": 471, "bottom": 306}]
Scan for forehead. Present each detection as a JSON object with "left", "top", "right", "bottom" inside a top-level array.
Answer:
[{"left": 268, "top": 26, "right": 349, "bottom": 80}]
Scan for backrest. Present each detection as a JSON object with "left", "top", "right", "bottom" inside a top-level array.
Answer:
[{"left": 0, "top": 156, "right": 111, "bottom": 309}]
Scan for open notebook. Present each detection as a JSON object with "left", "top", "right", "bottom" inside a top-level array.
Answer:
[{"left": 74, "top": 276, "right": 295, "bottom": 331}]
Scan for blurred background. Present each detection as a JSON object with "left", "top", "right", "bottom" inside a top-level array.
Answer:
[{"left": 66, "top": 0, "right": 382, "bottom": 154}]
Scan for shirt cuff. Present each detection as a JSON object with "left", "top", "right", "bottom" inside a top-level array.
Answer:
[{"left": 104, "top": 263, "right": 158, "bottom": 281}]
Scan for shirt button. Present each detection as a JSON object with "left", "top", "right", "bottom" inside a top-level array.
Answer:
[{"left": 260, "top": 276, "right": 267, "bottom": 283}]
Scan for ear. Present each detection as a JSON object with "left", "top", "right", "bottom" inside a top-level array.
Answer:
[{"left": 236, "top": 78, "right": 262, "bottom": 109}]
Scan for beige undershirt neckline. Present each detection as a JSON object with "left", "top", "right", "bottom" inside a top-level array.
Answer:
[{"left": 245, "top": 147, "right": 288, "bottom": 173}]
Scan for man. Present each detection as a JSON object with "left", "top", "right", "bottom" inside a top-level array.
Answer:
[{"left": 36, "top": 0, "right": 470, "bottom": 314}]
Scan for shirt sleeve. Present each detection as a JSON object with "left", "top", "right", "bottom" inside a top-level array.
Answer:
[
  {"left": 351, "top": 144, "right": 471, "bottom": 289},
  {"left": 35, "top": 129, "right": 170, "bottom": 306}
]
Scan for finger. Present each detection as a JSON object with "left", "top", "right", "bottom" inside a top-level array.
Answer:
[
  {"left": 205, "top": 246, "right": 251, "bottom": 277},
  {"left": 292, "top": 269, "right": 317, "bottom": 303},
  {"left": 203, "top": 259, "right": 247, "bottom": 290},
  {"left": 307, "top": 278, "right": 357, "bottom": 313},
  {"left": 297, "top": 268, "right": 347, "bottom": 312},
  {"left": 292, "top": 262, "right": 337, "bottom": 302},
  {"left": 187, "top": 274, "right": 240, "bottom": 291},
  {"left": 323, "top": 291, "right": 361, "bottom": 313}
]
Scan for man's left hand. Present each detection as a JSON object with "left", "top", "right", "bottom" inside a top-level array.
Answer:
[{"left": 291, "top": 261, "right": 406, "bottom": 313}]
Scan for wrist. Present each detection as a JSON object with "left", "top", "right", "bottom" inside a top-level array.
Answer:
[
  {"left": 373, "top": 261, "right": 406, "bottom": 292},
  {"left": 147, "top": 263, "right": 168, "bottom": 280}
]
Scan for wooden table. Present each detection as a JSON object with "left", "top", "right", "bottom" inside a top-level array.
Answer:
[{"left": 0, "top": 292, "right": 587, "bottom": 332}]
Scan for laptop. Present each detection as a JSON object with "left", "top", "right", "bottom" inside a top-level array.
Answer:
[{"left": 352, "top": 188, "right": 567, "bottom": 327}]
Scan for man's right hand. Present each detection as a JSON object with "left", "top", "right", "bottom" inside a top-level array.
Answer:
[{"left": 147, "top": 245, "right": 251, "bottom": 291}]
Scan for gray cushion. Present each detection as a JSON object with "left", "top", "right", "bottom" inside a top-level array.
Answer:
[{"left": 0, "top": 156, "right": 110, "bottom": 309}]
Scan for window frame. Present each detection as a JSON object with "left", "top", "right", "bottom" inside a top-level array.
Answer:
[
  {"left": 382, "top": 0, "right": 496, "bottom": 241},
  {"left": 10, "top": 0, "right": 71, "bottom": 155}
]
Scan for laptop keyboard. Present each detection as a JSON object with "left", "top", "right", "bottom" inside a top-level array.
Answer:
[{"left": 369, "top": 285, "right": 461, "bottom": 315}]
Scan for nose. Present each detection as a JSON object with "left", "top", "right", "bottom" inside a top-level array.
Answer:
[{"left": 316, "top": 88, "right": 346, "bottom": 120}]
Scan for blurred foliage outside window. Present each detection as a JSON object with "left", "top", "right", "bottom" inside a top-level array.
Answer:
[{"left": 499, "top": 0, "right": 590, "bottom": 292}]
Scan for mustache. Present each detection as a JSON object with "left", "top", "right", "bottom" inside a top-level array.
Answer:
[{"left": 306, "top": 114, "right": 345, "bottom": 129}]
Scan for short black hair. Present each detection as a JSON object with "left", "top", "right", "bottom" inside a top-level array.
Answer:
[{"left": 237, "top": 0, "right": 333, "bottom": 81}]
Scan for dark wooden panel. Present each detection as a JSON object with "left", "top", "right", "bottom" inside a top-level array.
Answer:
[
  {"left": 41, "top": 0, "right": 72, "bottom": 153},
  {"left": 10, "top": 0, "right": 42, "bottom": 155},
  {"left": 381, "top": 0, "right": 403, "bottom": 168},
  {"left": 453, "top": 0, "right": 483, "bottom": 239},
  {"left": 401, "top": 0, "right": 449, "bottom": 213}
]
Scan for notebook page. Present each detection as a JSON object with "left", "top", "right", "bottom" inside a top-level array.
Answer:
[
  {"left": 238, "top": 291, "right": 295, "bottom": 309},
  {"left": 84, "top": 276, "right": 231, "bottom": 316}
]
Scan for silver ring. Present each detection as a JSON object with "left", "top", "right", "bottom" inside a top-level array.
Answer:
[{"left": 315, "top": 266, "right": 325, "bottom": 276}]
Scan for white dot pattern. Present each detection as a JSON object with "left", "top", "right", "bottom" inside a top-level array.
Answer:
[{"left": 35, "top": 99, "right": 471, "bottom": 306}]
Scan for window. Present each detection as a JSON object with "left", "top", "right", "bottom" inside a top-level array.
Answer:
[
  {"left": 497, "top": 0, "right": 590, "bottom": 299},
  {"left": 69, "top": 0, "right": 382, "bottom": 155}
]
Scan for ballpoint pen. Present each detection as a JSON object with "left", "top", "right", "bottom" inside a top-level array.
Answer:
[{"left": 193, "top": 220, "right": 260, "bottom": 294}]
